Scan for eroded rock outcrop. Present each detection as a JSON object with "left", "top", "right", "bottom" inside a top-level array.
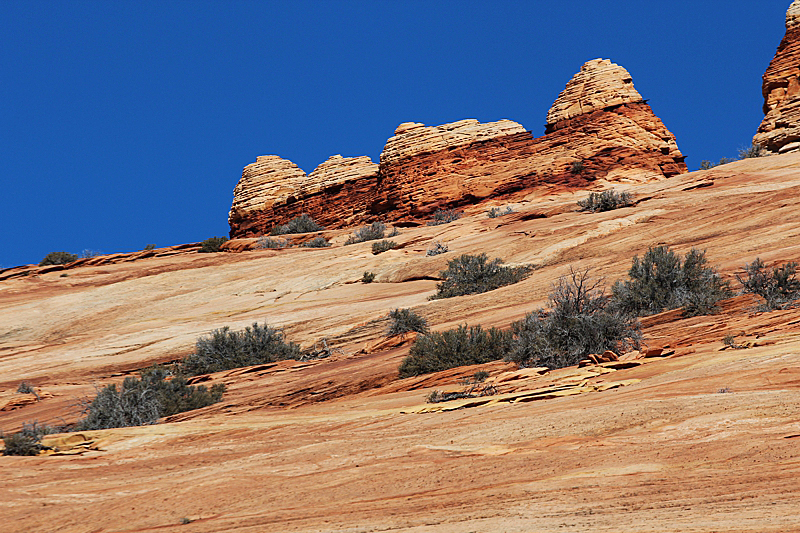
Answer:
[
  {"left": 230, "top": 59, "right": 686, "bottom": 237},
  {"left": 754, "top": 1, "right": 800, "bottom": 154}
]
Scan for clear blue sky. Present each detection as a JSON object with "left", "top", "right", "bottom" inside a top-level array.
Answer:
[{"left": 0, "top": 1, "right": 790, "bottom": 267}]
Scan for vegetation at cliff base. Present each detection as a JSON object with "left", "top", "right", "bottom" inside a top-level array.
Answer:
[
  {"left": 270, "top": 214, "right": 324, "bottom": 235},
  {"left": 199, "top": 236, "right": 228, "bottom": 253},
  {"left": 578, "top": 189, "right": 633, "bottom": 213}
]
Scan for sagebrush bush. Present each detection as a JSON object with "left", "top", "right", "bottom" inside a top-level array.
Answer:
[
  {"left": 199, "top": 237, "right": 228, "bottom": 253},
  {"left": 371, "top": 240, "right": 397, "bottom": 255},
  {"left": 17, "top": 381, "right": 35, "bottom": 394},
  {"left": 427, "top": 208, "right": 461, "bottom": 226},
  {"left": 426, "top": 241, "right": 449, "bottom": 256},
  {"left": 345, "top": 222, "right": 386, "bottom": 245},
  {"left": 1, "top": 422, "right": 54, "bottom": 456},
  {"left": 270, "top": 214, "right": 324, "bottom": 235},
  {"left": 487, "top": 206, "right": 513, "bottom": 218},
  {"left": 362, "top": 271, "right": 376, "bottom": 283},
  {"left": 507, "top": 268, "right": 641, "bottom": 369},
  {"left": 578, "top": 189, "right": 633, "bottom": 213},
  {"left": 610, "top": 246, "right": 731, "bottom": 317},
  {"left": 180, "top": 323, "right": 301, "bottom": 376},
  {"left": 302, "top": 236, "right": 331, "bottom": 248},
  {"left": 738, "top": 143, "right": 768, "bottom": 159},
  {"left": 736, "top": 258, "right": 800, "bottom": 310},
  {"left": 39, "top": 251, "right": 78, "bottom": 266},
  {"left": 571, "top": 161, "right": 585, "bottom": 174},
  {"left": 399, "top": 324, "right": 513, "bottom": 378},
  {"left": 430, "top": 253, "right": 530, "bottom": 300},
  {"left": 78, "top": 366, "right": 225, "bottom": 430},
  {"left": 386, "top": 308, "right": 429, "bottom": 337},
  {"left": 257, "top": 236, "right": 291, "bottom": 249},
  {"left": 699, "top": 157, "right": 736, "bottom": 170},
  {"left": 143, "top": 244, "right": 156, "bottom": 251}
]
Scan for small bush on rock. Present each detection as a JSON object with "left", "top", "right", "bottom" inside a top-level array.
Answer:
[
  {"left": 270, "top": 214, "right": 324, "bottom": 235},
  {"left": 430, "top": 253, "right": 530, "bottom": 300},
  {"left": 199, "top": 237, "right": 228, "bottom": 253},
  {"left": 738, "top": 143, "right": 768, "bottom": 159},
  {"left": 257, "top": 236, "right": 292, "bottom": 249},
  {"left": 487, "top": 206, "right": 513, "bottom": 218},
  {"left": 427, "top": 208, "right": 461, "bottom": 226},
  {"left": 180, "top": 323, "right": 301, "bottom": 376},
  {"left": 17, "top": 381, "right": 35, "bottom": 394},
  {"left": 578, "top": 190, "right": 633, "bottom": 213},
  {"left": 610, "top": 246, "right": 731, "bottom": 317},
  {"left": 2, "top": 422, "right": 55, "bottom": 456},
  {"left": 571, "top": 161, "right": 585, "bottom": 174},
  {"left": 387, "top": 308, "right": 429, "bottom": 337},
  {"left": 426, "top": 241, "right": 449, "bottom": 256},
  {"left": 507, "top": 268, "right": 641, "bottom": 369},
  {"left": 362, "top": 271, "right": 376, "bottom": 283},
  {"left": 78, "top": 366, "right": 225, "bottom": 430},
  {"left": 399, "top": 324, "right": 513, "bottom": 378},
  {"left": 371, "top": 240, "right": 397, "bottom": 255},
  {"left": 302, "top": 236, "right": 331, "bottom": 248},
  {"left": 345, "top": 222, "right": 386, "bottom": 245},
  {"left": 39, "top": 251, "right": 78, "bottom": 266},
  {"left": 736, "top": 258, "right": 800, "bottom": 310}
]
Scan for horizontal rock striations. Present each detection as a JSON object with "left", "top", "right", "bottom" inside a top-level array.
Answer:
[
  {"left": 230, "top": 59, "right": 686, "bottom": 237},
  {"left": 754, "top": 1, "right": 800, "bottom": 154}
]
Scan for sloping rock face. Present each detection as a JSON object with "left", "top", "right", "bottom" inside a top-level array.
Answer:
[
  {"left": 754, "top": 1, "right": 800, "bottom": 154},
  {"left": 230, "top": 59, "right": 686, "bottom": 237}
]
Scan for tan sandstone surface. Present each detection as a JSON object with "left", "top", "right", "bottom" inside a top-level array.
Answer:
[{"left": 3, "top": 154, "right": 800, "bottom": 531}]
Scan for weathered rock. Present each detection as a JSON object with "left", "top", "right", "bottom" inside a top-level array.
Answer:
[
  {"left": 229, "top": 59, "right": 686, "bottom": 238},
  {"left": 754, "top": 1, "right": 800, "bottom": 154}
]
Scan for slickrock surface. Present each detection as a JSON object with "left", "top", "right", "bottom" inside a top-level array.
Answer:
[
  {"left": 3, "top": 153, "right": 800, "bottom": 532},
  {"left": 229, "top": 59, "right": 687, "bottom": 237},
  {"left": 754, "top": 1, "right": 800, "bottom": 154}
]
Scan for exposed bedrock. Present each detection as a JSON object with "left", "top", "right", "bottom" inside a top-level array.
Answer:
[
  {"left": 229, "top": 59, "right": 686, "bottom": 238},
  {"left": 754, "top": 1, "right": 800, "bottom": 154}
]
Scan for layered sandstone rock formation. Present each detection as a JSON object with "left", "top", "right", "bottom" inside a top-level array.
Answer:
[
  {"left": 230, "top": 59, "right": 686, "bottom": 238},
  {"left": 754, "top": 1, "right": 800, "bottom": 154}
]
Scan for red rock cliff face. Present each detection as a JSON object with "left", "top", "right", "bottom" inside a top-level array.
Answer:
[
  {"left": 754, "top": 1, "right": 800, "bottom": 154},
  {"left": 229, "top": 59, "right": 686, "bottom": 237}
]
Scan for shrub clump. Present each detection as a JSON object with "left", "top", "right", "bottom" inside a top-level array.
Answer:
[
  {"left": 17, "top": 381, "right": 35, "bottom": 394},
  {"left": 2, "top": 422, "right": 54, "bottom": 456},
  {"left": 426, "top": 241, "right": 449, "bottom": 256},
  {"left": 610, "top": 246, "right": 732, "bottom": 317},
  {"left": 345, "top": 222, "right": 386, "bottom": 245},
  {"left": 738, "top": 143, "right": 768, "bottom": 159},
  {"left": 270, "top": 214, "right": 324, "bottom": 235},
  {"left": 371, "top": 240, "right": 397, "bottom": 255},
  {"left": 399, "top": 325, "right": 513, "bottom": 378},
  {"left": 257, "top": 236, "right": 292, "bottom": 249},
  {"left": 736, "top": 258, "right": 800, "bottom": 310},
  {"left": 39, "top": 251, "right": 78, "bottom": 266},
  {"left": 386, "top": 308, "right": 429, "bottom": 337},
  {"left": 430, "top": 253, "right": 530, "bottom": 300},
  {"left": 427, "top": 208, "right": 461, "bottom": 226},
  {"left": 199, "top": 237, "right": 228, "bottom": 253},
  {"left": 362, "top": 271, "right": 376, "bottom": 283},
  {"left": 507, "top": 268, "right": 641, "bottom": 369},
  {"left": 78, "top": 366, "right": 225, "bottom": 430},
  {"left": 570, "top": 161, "right": 585, "bottom": 174},
  {"left": 487, "top": 206, "right": 513, "bottom": 218},
  {"left": 578, "top": 190, "right": 633, "bottom": 213},
  {"left": 302, "top": 236, "right": 331, "bottom": 248},
  {"left": 180, "top": 323, "right": 301, "bottom": 376}
]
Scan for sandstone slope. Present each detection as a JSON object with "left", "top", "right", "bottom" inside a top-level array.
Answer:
[{"left": 2, "top": 153, "right": 800, "bottom": 532}]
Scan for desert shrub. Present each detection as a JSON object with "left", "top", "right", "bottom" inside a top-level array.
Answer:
[
  {"left": 78, "top": 366, "right": 224, "bottom": 430},
  {"left": 487, "top": 206, "right": 513, "bottom": 218},
  {"left": 578, "top": 190, "right": 633, "bottom": 213},
  {"left": 430, "top": 253, "right": 530, "bottom": 300},
  {"left": 143, "top": 244, "right": 156, "bottom": 251},
  {"left": 399, "top": 324, "right": 513, "bottom": 378},
  {"left": 371, "top": 240, "right": 397, "bottom": 255},
  {"left": 345, "top": 222, "right": 386, "bottom": 245},
  {"left": 199, "top": 237, "right": 228, "bottom": 253},
  {"left": 426, "top": 241, "right": 449, "bottom": 256},
  {"left": 388, "top": 227, "right": 400, "bottom": 237},
  {"left": 2, "top": 422, "right": 54, "bottom": 456},
  {"left": 302, "top": 236, "right": 331, "bottom": 248},
  {"left": 610, "top": 246, "right": 732, "bottom": 317},
  {"left": 386, "top": 308, "right": 429, "bottom": 337},
  {"left": 507, "top": 268, "right": 641, "bottom": 369},
  {"left": 472, "top": 370, "right": 489, "bottom": 383},
  {"left": 736, "top": 258, "right": 800, "bottom": 310},
  {"left": 180, "top": 323, "right": 301, "bottom": 376},
  {"left": 362, "top": 271, "right": 376, "bottom": 283},
  {"left": 257, "top": 236, "right": 292, "bottom": 249},
  {"left": 17, "top": 381, "right": 35, "bottom": 394},
  {"left": 699, "top": 157, "right": 736, "bottom": 170},
  {"left": 270, "top": 214, "right": 324, "bottom": 235},
  {"left": 738, "top": 143, "right": 768, "bottom": 159},
  {"left": 427, "top": 208, "right": 461, "bottom": 226},
  {"left": 571, "top": 161, "right": 585, "bottom": 174},
  {"left": 39, "top": 251, "right": 78, "bottom": 266}
]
